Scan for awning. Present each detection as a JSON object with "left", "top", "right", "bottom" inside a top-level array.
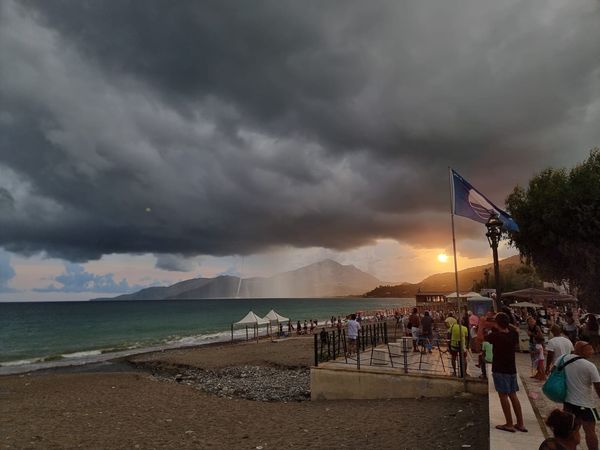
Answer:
[
  {"left": 510, "top": 301, "right": 544, "bottom": 309},
  {"left": 446, "top": 291, "right": 481, "bottom": 298},
  {"left": 501, "top": 288, "right": 577, "bottom": 303}
]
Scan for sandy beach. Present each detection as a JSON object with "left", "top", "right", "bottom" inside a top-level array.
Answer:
[{"left": 1, "top": 336, "right": 489, "bottom": 449}]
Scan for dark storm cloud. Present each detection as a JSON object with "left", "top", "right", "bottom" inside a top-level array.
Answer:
[
  {"left": 155, "top": 254, "right": 198, "bottom": 272},
  {"left": 1, "top": 0, "right": 599, "bottom": 261}
]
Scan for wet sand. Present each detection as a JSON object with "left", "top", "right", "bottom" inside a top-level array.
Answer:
[{"left": 1, "top": 336, "right": 489, "bottom": 449}]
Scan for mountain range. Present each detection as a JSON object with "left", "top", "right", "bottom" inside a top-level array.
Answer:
[
  {"left": 92, "top": 254, "right": 526, "bottom": 301},
  {"left": 91, "top": 259, "right": 382, "bottom": 300},
  {"left": 364, "top": 254, "right": 524, "bottom": 297}
]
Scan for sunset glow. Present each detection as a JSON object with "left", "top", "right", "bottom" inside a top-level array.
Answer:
[{"left": 437, "top": 253, "right": 449, "bottom": 263}]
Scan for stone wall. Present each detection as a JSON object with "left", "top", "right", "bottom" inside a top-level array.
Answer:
[{"left": 311, "top": 365, "right": 487, "bottom": 400}]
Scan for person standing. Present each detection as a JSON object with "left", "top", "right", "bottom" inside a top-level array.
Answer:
[
  {"left": 527, "top": 316, "right": 543, "bottom": 366},
  {"left": 486, "top": 312, "right": 527, "bottom": 433},
  {"left": 403, "top": 313, "right": 411, "bottom": 337},
  {"left": 479, "top": 338, "right": 493, "bottom": 379},
  {"left": 469, "top": 310, "right": 480, "bottom": 352},
  {"left": 582, "top": 315, "right": 600, "bottom": 353},
  {"left": 421, "top": 311, "right": 433, "bottom": 353},
  {"left": 346, "top": 313, "right": 361, "bottom": 356},
  {"left": 408, "top": 308, "right": 421, "bottom": 352},
  {"left": 531, "top": 335, "right": 546, "bottom": 381},
  {"left": 449, "top": 317, "right": 469, "bottom": 376},
  {"left": 563, "top": 311, "right": 579, "bottom": 344},
  {"left": 562, "top": 341, "right": 600, "bottom": 450},
  {"left": 545, "top": 325, "right": 574, "bottom": 375}
]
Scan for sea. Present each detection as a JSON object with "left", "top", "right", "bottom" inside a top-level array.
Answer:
[{"left": 0, "top": 297, "right": 414, "bottom": 373}]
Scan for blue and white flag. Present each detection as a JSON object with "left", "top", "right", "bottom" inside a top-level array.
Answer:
[{"left": 451, "top": 169, "right": 519, "bottom": 232}]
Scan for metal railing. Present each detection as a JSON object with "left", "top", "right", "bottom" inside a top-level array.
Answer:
[
  {"left": 314, "top": 323, "right": 469, "bottom": 377},
  {"left": 314, "top": 322, "right": 388, "bottom": 368}
]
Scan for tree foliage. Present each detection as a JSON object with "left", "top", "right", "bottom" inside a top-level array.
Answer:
[{"left": 506, "top": 150, "right": 600, "bottom": 308}]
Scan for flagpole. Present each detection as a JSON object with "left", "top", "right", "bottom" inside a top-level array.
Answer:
[{"left": 449, "top": 168, "right": 467, "bottom": 389}]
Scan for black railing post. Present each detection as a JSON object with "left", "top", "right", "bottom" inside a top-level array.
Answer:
[
  {"left": 357, "top": 330, "right": 361, "bottom": 370},
  {"left": 332, "top": 331, "right": 337, "bottom": 360},
  {"left": 402, "top": 337, "right": 408, "bottom": 373},
  {"left": 384, "top": 322, "right": 388, "bottom": 344},
  {"left": 314, "top": 334, "right": 318, "bottom": 366}
]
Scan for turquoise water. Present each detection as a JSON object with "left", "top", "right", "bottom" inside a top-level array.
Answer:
[{"left": 0, "top": 298, "right": 413, "bottom": 365}]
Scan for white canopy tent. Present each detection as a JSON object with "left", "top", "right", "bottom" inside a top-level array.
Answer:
[
  {"left": 231, "top": 311, "right": 270, "bottom": 341},
  {"left": 264, "top": 310, "right": 289, "bottom": 323},
  {"left": 264, "top": 310, "right": 290, "bottom": 337}
]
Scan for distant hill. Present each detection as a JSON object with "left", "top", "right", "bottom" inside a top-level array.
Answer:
[
  {"left": 92, "top": 277, "right": 214, "bottom": 301},
  {"left": 364, "top": 254, "right": 533, "bottom": 297},
  {"left": 91, "top": 259, "right": 382, "bottom": 300}
]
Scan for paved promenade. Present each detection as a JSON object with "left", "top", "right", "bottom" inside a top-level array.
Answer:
[{"left": 488, "top": 361, "right": 546, "bottom": 449}]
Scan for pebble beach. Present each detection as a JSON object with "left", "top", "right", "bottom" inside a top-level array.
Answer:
[{"left": 1, "top": 335, "right": 490, "bottom": 449}]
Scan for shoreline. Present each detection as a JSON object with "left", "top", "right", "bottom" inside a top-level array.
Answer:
[{"left": 0, "top": 334, "right": 257, "bottom": 376}]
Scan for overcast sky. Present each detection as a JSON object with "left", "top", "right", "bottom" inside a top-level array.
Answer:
[{"left": 1, "top": 0, "right": 599, "bottom": 300}]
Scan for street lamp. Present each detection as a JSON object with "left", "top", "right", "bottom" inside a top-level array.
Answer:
[{"left": 486, "top": 213, "right": 503, "bottom": 312}]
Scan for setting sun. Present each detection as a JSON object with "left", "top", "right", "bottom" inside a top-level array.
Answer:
[{"left": 437, "top": 253, "right": 449, "bottom": 263}]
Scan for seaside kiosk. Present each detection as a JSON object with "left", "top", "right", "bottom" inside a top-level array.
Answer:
[{"left": 466, "top": 295, "right": 495, "bottom": 317}]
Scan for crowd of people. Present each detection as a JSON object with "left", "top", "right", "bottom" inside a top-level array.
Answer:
[
  {"left": 469, "top": 306, "right": 599, "bottom": 450},
  {"left": 384, "top": 304, "right": 599, "bottom": 449},
  {"left": 288, "top": 302, "right": 599, "bottom": 448}
]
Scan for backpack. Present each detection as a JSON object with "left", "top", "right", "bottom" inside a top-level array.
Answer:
[{"left": 542, "top": 355, "right": 583, "bottom": 403}]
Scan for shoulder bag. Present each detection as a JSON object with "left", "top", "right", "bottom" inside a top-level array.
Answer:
[{"left": 542, "top": 355, "right": 583, "bottom": 403}]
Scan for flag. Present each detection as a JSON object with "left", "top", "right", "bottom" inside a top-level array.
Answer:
[{"left": 451, "top": 169, "right": 519, "bottom": 232}]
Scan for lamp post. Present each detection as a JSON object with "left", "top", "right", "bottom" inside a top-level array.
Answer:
[{"left": 486, "top": 213, "right": 503, "bottom": 312}]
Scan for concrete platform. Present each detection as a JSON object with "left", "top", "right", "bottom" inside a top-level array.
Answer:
[{"left": 311, "top": 361, "right": 487, "bottom": 400}]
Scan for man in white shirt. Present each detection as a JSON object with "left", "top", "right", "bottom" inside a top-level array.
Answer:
[
  {"left": 563, "top": 341, "right": 600, "bottom": 450},
  {"left": 346, "top": 314, "right": 361, "bottom": 356},
  {"left": 546, "top": 325, "right": 575, "bottom": 375}
]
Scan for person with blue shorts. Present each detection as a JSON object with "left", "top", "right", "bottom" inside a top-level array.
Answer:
[{"left": 486, "top": 312, "right": 528, "bottom": 433}]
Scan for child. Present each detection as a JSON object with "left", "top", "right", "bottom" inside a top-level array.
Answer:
[
  {"left": 531, "top": 334, "right": 546, "bottom": 381},
  {"left": 479, "top": 339, "right": 493, "bottom": 379}
]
